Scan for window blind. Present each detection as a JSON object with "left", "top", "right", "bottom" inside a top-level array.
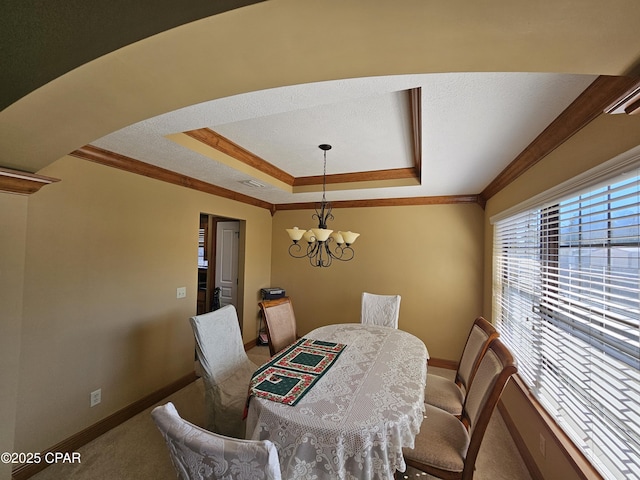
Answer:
[{"left": 493, "top": 170, "right": 640, "bottom": 480}]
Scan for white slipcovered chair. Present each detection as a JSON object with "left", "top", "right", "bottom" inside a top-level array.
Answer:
[
  {"left": 189, "top": 305, "right": 258, "bottom": 438},
  {"left": 151, "top": 402, "right": 282, "bottom": 480},
  {"left": 360, "top": 292, "right": 401, "bottom": 328}
]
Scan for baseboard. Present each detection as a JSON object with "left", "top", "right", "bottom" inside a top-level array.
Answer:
[
  {"left": 244, "top": 338, "right": 257, "bottom": 351},
  {"left": 498, "top": 375, "right": 603, "bottom": 480},
  {"left": 12, "top": 371, "right": 197, "bottom": 480},
  {"left": 498, "top": 399, "right": 544, "bottom": 480},
  {"left": 427, "top": 357, "right": 458, "bottom": 369}
]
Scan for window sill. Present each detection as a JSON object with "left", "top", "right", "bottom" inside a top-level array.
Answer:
[{"left": 499, "top": 374, "right": 604, "bottom": 480}]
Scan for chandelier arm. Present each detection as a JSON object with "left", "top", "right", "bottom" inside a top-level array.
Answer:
[
  {"left": 308, "top": 242, "right": 321, "bottom": 267},
  {"left": 319, "top": 241, "right": 333, "bottom": 267},
  {"left": 327, "top": 243, "right": 355, "bottom": 262},
  {"left": 288, "top": 242, "right": 305, "bottom": 258},
  {"left": 288, "top": 242, "right": 314, "bottom": 259},
  {"left": 308, "top": 242, "right": 321, "bottom": 260}
]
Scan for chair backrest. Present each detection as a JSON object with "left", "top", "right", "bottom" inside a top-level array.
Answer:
[
  {"left": 151, "top": 402, "right": 282, "bottom": 480},
  {"left": 189, "top": 305, "right": 248, "bottom": 384},
  {"left": 460, "top": 339, "right": 517, "bottom": 479},
  {"left": 360, "top": 292, "right": 401, "bottom": 328},
  {"left": 189, "top": 305, "right": 257, "bottom": 438},
  {"left": 258, "top": 297, "right": 297, "bottom": 356},
  {"left": 455, "top": 316, "right": 499, "bottom": 392}
]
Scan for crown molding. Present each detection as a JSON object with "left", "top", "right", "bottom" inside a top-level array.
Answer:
[
  {"left": 275, "top": 194, "right": 482, "bottom": 211},
  {"left": 71, "top": 144, "right": 482, "bottom": 210},
  {"left": 70, "top": 78, "right": 639, "bottom": 209},
  {"left": 480, "top": 75, "right": 640, "bottom": 203},
  {"left": 0, "top": 167, "right": 60, "bottom": 195},
  {"left": 70, "top": 145, "right": 274, "bottom": 211},
  {"left": 605, "top": 80, "right": 640, "bottom": 115}
]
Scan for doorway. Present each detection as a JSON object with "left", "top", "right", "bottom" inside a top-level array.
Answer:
[{"left": 197, "top": 214, "right": 241, "bottom": 316}]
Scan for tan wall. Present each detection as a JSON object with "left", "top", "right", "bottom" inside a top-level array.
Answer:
[
  {"left": 2, "top": 2, "right": 639, "bottom": 478},
  {"left": 271, "top": 203, "right": 485, "bottom": 361},
  {"left": 0, "top": 193, "right": 28, "bottom": 480},
  {"left": 483, "top": 112, "right": 640, "bottom": 479},
  {"left": 12, "top": 156, "right": 272, "bottom": 455}
]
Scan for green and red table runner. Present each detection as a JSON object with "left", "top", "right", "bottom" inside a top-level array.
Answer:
[{"left": 247, "top": 337, "right": 347, "bottom": 408}]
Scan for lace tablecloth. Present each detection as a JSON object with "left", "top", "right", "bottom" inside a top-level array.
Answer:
[{"left": 246, "top": 323, "right": 429, "bottom": 480}]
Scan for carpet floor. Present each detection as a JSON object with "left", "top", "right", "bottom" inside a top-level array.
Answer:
[{"left": 31, "top": 346, "right": 532, "bottom": 480}]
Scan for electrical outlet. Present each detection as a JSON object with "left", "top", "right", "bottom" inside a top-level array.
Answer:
[
  {"left": 90, "top": 388, "right": 101, "bottom": 407},
  {"left": 176, "top": 287, "right": 186, "bottom": 299},
  {"left": 539, "top": 433, "right": 546, "bottom": 458}
]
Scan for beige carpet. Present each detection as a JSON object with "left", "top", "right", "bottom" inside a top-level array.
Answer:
[{"left": 31, "top": 346, "right": 532, "bottom": 480}]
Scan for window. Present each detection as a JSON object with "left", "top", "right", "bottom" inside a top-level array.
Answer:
[{"left": 492, "top": 156, "right": 640, "bottom": 480}]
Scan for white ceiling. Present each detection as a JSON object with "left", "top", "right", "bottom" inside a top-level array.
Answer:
[{"left": 91, "top": 72, "right": 597, "bottom": 205}]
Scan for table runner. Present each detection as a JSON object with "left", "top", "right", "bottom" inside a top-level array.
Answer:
[{"left": 248, "top": 337, "right": 346, "bottom": 407}]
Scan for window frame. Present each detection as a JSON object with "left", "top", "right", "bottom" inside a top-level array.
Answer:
[{"left": 490, "top": 146, "right": 640, "bottom": 480}]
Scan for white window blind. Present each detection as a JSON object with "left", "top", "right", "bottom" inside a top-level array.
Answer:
[{"left": 493, "top": 168, "right": 640, "bottom": 480}]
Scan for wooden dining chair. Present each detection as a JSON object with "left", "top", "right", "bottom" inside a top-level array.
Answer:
[
  {"left": 258, "top": 297, "right": 298, "bottom": 356},
  {"left": 403, "top": 338, "right": 517, "bottom": 480},
  {"left": 425, "top": 316, "right": 499, "bottom": 416},
  {"left": 360, "top": 292, "right": 401, "bottom": 328}
]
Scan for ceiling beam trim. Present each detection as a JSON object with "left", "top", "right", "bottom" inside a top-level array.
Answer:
[
  {"left": 70, "top": 145, "right": 274, "bottom": 210},
  {"left": 185, "top": 89, "right": 424, "bottom": 192},
  {"left": 275, "top": 194, "right": 482, "bottom": 211},
  {"left": 481, "top": 75, "right": 640, "bottom": 202},
  {"left": 184, "top": 128, "right": 295, "bottom": 185},
  {"left": 293, "top": 167, "right": 419, "bottom": 187},
  {"left": 70, "top": 145, "right": 481, "bottom": 212}
]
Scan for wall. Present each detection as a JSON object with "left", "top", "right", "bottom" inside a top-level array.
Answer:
[
  {"left": 271, "top": 203, "right": 485, "bottom": 361},
  {"left": 2, "top": 2, "right": 640, "bottom": 478},
  {"left": 12, "top": 156, "right": 272, "bottom": 455},
  {"left": 483, "top": 112, "right": 640, "bottom": 478},
  {"left": 0, "top": 193, "right": 28, "bottom": 480}
]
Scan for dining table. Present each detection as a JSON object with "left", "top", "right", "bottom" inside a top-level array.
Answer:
[{"left": 245, "top": 323, "right": 429, "bottom": 480}]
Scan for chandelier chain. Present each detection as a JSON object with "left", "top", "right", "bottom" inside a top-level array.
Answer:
[{"left": 322, "top": 148, "right": 327, "bottom": 203}]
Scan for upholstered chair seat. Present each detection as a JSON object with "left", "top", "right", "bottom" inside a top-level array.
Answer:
[
  {"left": 408, "top": 404, "right": 470, "bottom": 473},
  {"left": 424, "top": 374, "right": 466, "bottom": 416}
]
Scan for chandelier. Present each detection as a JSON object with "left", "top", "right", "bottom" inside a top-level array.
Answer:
[{"left": 286, "top": 144, "right": 360, "bottom": 267}]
